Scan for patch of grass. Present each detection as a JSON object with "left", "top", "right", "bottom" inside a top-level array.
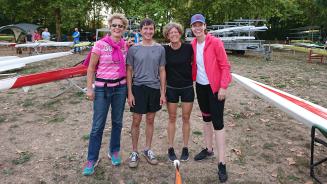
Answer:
[
  {"left": 69, "top": 100, "right": 80, "bottom": 104},
  {"left": 259, "top": 75, "right": 269, "bottom": 80},
  {"left": 193, "top": 130, "right": 202, "bottom": 136},
  {"left": 275, "top": 83, "right": 287, "bottom": 88},
  {"left": 232, "top": 112, "right": 247, "bottom": 119},
  {"left": 6, "top": 91, "right": 17, "bottom": 94},
  {"left": 277, "top": 167, "right": 286, "bottom": 183},
  {"left": 12, "top": 151, "right": 33, "bottom": 165},
  {"left": 48, "top": 115, "right": 65, "bottom": 123},
  {"left": 9, "top": 124, "right": 19, "bottom": 129},
  {"left": 42, "top": 100, "right": 60, "bottom": 109},
  {"left": 22, "top": 98, "right": 35, "bottom": 107},
  {"left": 287, "top": 175, "right": 300, "bottom": 181},
  {"left": 82, "top": 134, "right": 90, "bottom": 141},
  {"left": 0, "top": 116, "right": 6, "bottom": 124},
  {"left": 262, "top": 142, "right": 276, "bottom": 150},
  {"left": 94, "top": 165, "right": 105, "bottom": 180},
  {"left": 2, "top": 168, "right": 14, "bottom": 175}
]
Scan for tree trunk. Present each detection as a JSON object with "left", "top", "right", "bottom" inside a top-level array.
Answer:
[{"left": 55, "top": 8, "right": 61, "bottom": 41}]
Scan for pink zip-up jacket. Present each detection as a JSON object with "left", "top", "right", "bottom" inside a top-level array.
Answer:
[{"left": 191, "top": 34, "right": 232, "bottom": 93}]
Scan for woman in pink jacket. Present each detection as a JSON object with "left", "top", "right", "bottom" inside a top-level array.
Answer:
[{"left": 190, "top": 14, "right": 232, "bottom": 183}]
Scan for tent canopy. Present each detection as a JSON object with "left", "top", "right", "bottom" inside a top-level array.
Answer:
[
  {"left": 96, "top": 28, "right": 110, "bottom": 41},
  {"left": 0, "top": 23, "right": 40, "bottom": 42}
]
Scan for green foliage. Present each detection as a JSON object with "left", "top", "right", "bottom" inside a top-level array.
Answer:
[{"left": 1, "top": 0, "right": 326, "bottom": 40}]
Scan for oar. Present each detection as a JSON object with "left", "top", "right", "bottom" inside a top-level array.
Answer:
[{"left": 174, "top": 160, "right": 182, "bottom": 184}]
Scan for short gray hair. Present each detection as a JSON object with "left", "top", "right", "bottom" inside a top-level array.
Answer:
[{"left": 162, "top": 22, "right": 184, "bottom": 40}]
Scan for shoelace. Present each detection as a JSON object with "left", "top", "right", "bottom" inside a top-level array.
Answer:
[
  {"left": 130, "top": 152, "right": 138, "bottom": 161},
  {"left": 86, "top": 160, "right": 94, "bottom": 168},
  {"left": 147, "top": 150, "right": 156, "bottom": 160},
  {"left": 112, "top": 152, "right": 119, "bottom": 159}
]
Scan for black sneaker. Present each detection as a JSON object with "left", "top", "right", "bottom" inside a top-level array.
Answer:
[
  {"left": 180, "top": 147, "right": 189, "bottom": 161},
  {"left": 218, "top": 162, "right": 228, "bottom": 183},
  {"left": 194, "top": 148, "right": 214, "bottom": 161},
  {"left": 168, "top": 147, "right": 177, "bottom": 162}
]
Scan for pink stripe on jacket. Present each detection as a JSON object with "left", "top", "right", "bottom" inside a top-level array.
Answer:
[{"left": 191, "top": 34, "right": 232, "bottom": 93}]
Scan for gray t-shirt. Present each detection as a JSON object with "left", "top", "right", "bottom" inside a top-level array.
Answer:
[{"left": 127, "top": 43, "right": 166, "bottom": 89}]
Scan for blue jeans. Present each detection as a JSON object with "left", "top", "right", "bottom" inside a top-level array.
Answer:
[
  {"left": 74, "top": 40, "right": 80, "bottom": 53},
  {"left": 87, "top": 85, "right": 127, "bottom": 161}
]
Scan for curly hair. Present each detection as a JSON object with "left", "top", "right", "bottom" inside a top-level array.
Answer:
[
  {"left": 162, "top": 22, "right": 184, "bottom": 40},
  {"left": 108, "top": 13, "right": 128, "bottom": 29}
]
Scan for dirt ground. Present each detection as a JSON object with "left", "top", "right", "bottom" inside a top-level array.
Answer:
[{"left": 0, "top": 46, "right": 326, "bottom": 184}]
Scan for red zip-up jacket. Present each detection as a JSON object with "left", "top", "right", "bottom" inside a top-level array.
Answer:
[{"left": 192, "top": 34, "right": 232, "bottom": 93}]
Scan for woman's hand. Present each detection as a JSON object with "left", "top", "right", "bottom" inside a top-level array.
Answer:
[
  {"left": 128, "top": 94, "right": 135, "bottom": 107},
  {"left": 217, "top": 88, "right": 226, "bottom": 101},
  {"left": 86, "top": 89, "right": 94, "bottom": 101}
]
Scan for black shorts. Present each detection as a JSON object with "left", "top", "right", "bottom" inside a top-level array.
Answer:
[
  {"left": 166, "top": 85, "right": 194, "bottom": 103},
  {"left": 196, "top": 83, "right": 225, "bottom": 130},
  {"left": 130, "top": 85, "right": 161, "bottom": 114}
]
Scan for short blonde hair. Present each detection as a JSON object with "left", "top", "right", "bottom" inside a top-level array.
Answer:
[
  {"left": 162, "top": 22, "right": 184, "bottom": 40},
  {"left": 108, "top": 13, "right": 128, "bottom": 29}
]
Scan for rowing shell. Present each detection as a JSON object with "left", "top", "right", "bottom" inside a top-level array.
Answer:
[
  {"left": 0, "top": 52, "right": 72, "bottom": 73},
  {"left": 0, "top": 64, "right": 87, "bottom": 91},
  {"left": 232, "top": 73, "right": 327, "bottom": 132}
]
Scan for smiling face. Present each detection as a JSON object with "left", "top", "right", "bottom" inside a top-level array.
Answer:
[
  {"left": 140, "top": 24, "right": 155, "bottom": 41},
  {"left": 167, "top": 27, "right": 181, "bottom": 43},
  {"left": 109, "top": 18, "right": 125, "bottom": 38},
  {"left": 191, "top": 22, "right": 206, "bottom": 38}
]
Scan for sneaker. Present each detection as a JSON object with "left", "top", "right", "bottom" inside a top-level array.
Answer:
[
  {"left": 82, "top": 160, "right": 99, "bottom": 176},
  {"left": 128, "top": 152, "right": 139, "bottom": 168},
  {"left": 180, "top": 147, "right": 189, "bottom": 161},
  {"left": 194, "top": 148, "right": 214, "bottom": 161},
  {"left": 168, "top": 147, "right": 177, "bottom": 162},
  {"left": 108, "top": 151, "right": 121, "bottom": 166},
  {"left": 143, "top": 149, "right": 158, "bottom": 165},
  {"left": 218, "top": 162, "right": 228, "bottom": 183}
]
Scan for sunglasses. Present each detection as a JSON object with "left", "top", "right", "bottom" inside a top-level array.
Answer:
[{"left": 111, "top": 24, "right": 125, "bottom": 29}]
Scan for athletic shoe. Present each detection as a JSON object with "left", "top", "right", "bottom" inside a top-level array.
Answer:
[
  {"left": 194, "top": 148, "right": 214, "bottom": 161},
  {"left": 143, "top": 149, "right": 158, "bottom": 165},
  {"left": 180, "top": 147, "right": 189, "bottom": 161},
  {"left": 82, "top": 160, "right": 99, "bottom": 176},
  {"left": 168, "top": 147, "right": 177, "bottom": 162},
  {"left": 128, "top": 152, "right": 139, "bottom": 168},
  {"left": 218, "top": 162, "right": 228, "bottom": 183},
  {"left": 108, "top": 151, "right": 121, "bottom": 166}
]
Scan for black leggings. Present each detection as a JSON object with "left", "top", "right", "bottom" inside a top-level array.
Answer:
[{"left": 196, "top": 83, "right": 225, "bottom": 130}]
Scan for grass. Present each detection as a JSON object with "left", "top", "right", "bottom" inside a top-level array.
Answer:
[
  {"left": 22, "top": 98, "right": 36, "bottom": 107},
  {"left": 82, "top": 134, "right": 90, "bottom": 140},
  {"left": 48, "top": 115, "right": 65, "bottom": 123},
  {"left": 94, "top": 165, "right": 106, "bottom": 180},
  {"left": 262, "top": 142, "right": 276, "bottom": 150},
  {"left": 0, "top": 116, "right": 6, "bottom": 124},
  {"left": 192, "top": 130, "right": 202, "bottom": 136},
  {"left": 42, "top": 100, "right": 61, "bottom": 109},
  {"left": 2, "top": 168, "right": 14, "bottom": 175},
  {"left": 12, "top": 151, "right": 33, "bottom": 165}
]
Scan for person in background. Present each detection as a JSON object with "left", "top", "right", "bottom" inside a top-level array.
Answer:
[
  {"left": 72, "top": 28, "right": 81, "bottom": 53},
  {"left": 25, "top": 31, "right": 33, "bottom": 55},
  {"left": 190, "top": 14, "right": 232, "bottom": 183},
  {"left": 33, "top": 30, "right": 41, "bottom": 42},
  {"left": 41, "top": 28, "right": 50, "bottom": 41},
  {"left": 162, "top": 22, "right": 194, "bottom": 162},
  {"left": 83, "top": 13, "right": 129, "bottom": 176}
]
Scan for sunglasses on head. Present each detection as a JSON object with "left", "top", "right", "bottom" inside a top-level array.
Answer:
[{"left": 111, "top": 24, "right": 125, "bottom": 28}]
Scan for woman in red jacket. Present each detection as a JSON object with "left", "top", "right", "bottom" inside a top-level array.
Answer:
[{"left": 190, "top": 14, "right": 232, "bottom": 183}]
